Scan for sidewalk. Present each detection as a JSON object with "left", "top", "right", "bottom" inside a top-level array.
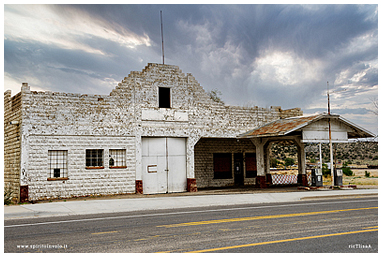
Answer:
[{"left": 4, "top": 187, "right": 378, "bottom": 220}]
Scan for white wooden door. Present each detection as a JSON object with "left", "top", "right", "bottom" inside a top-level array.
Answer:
[
  {"left": 167, "top": 138, "right": 187, "bottom": 193},
  {"left": 142, "top": 137, "right": 187, "bottom": 194}
]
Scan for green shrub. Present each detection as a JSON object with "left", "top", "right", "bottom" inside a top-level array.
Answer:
[
  {"left": 284, "top": 158, "right": 295, "bottom": 168},
  {"left": 342, "top": 162, "right": 353, "bottom": 176},
  {"left": 4, "top": 186, "right": 13, "bottom": 205},
  {"left": 342, "top": 167, "right": 353, "bottom": 176},
  {"left": 365, "top": 171, "right": 370, "bottom": 178}
]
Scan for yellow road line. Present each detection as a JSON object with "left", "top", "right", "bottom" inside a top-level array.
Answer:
[
  {"left": 362, "top": 226, "right": 378, "bottom": 229},
  {"left": 183, "top": 228, "right": 378, "bottom": 253},
  {"left": 158, "top": 207, "right": 378, "bottom": 228},
  {"left": 91, "top": 230, "right": 119, "bottom": 235}
]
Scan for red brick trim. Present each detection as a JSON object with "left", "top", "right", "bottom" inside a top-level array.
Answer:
[
  {"left": 298, "top": 174, "right": 308, "bottom": 186},
  {"left": 20, "top": 185, "right": 28, "bottom": 203},
  {"left": 266, "top": 173, "right": 272, "bottom": 185},
  {"left": 187, "top": 178, "right": 198, "bottom": 192},
  {"left": 136, "top": 180, "right": 143, "bottom": 194},
  {"left": 255, "top": 176, "right": 267, "bottom": 188}
]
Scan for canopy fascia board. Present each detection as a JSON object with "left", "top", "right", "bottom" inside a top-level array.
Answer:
[{"left": 239, "top": 113, "right": 375, "bottom": 140}]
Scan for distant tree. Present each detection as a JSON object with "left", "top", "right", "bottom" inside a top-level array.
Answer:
[{"left": 284, "top": 158, "right": 295, "bottom": 168}]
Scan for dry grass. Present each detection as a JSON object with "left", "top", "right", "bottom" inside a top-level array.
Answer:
[{"left": 323, "top": 169, "right": 378, "bottom": 186}]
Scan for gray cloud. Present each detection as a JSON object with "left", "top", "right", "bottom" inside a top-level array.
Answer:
[{"left": 4, "top": 4, "right": 378, "bottom": 134}]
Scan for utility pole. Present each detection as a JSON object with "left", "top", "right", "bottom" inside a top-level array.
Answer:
[
  {"left": 327, "top": 81, "right": 335, "bottom": 188},
  {"left": 327, "top": 82, "right": 346, "bottom": 188}
]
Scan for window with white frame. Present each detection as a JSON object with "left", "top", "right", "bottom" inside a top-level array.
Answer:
[
  {"left": 48, "top": 150, "right": 68, "bottom": 179},
  {"left": 86, "top": 149, "right": 104, "bottom": 168},
  {"left": 109, "top": 149, "right": 126, "bottom": 168}
]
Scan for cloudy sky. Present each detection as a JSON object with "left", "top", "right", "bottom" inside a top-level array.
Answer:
[{"left": 3, "top": 4, "right": 378, "bottom": 135}]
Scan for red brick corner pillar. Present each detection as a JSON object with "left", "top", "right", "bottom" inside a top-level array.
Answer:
[
  {"left": 20, "top": 185, "right": 28, "bottom": 203},
  {"left": 135, "top": 180, "right": 143, "bottom": 194},
  {"left": 187, "top": 178, "right": 198, "bottom": 192},
  {"left": 298, "top": 174, "right": 308, "bottom": 186},
  {"left": 266, "top": 173, "right": 272, "bottom": 186},
  {"left": 255, "top": 176, "right": 267, "bottom": 188}
]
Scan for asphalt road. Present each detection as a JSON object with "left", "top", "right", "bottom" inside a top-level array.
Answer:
[{"left": 4, "top": 196, "right": 378, "bottom": 253}]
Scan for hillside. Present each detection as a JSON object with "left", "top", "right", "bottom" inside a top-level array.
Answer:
[{"left": 270, "top": 141, "right": 378, "bottom": 167}]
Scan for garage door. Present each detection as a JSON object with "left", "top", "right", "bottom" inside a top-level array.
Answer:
[{"left": 142, "top": 137, "right": 187, "bottom": 194}]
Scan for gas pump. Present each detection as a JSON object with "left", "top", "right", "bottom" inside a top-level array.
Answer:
[
  {"left": 311, "top": 168, "right": 323, "bottom": 187},
  {"left": 334, "top": 168, "right": 343, "bottom": 186}
]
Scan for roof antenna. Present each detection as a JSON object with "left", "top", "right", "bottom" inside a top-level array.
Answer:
[{"left": 160, "top": 10, "right": 165, "bottom": 65}]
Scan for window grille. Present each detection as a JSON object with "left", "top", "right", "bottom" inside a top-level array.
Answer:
[
  {"left": 48, "top": 150, "right": 68, "bottom": 179},
  {"left": 109, "top": 149, "right": 126, "bottom": 168},
  {"left": 86, "top": 149, "right": 104, "bottom": 168}
]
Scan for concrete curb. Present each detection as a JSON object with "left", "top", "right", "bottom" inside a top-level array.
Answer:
[{"left": 4, "top": 189, "right": 378, "bottom": 220}]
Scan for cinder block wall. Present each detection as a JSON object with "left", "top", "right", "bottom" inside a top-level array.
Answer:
[
  {"left": 4, "top": 90, "right": 22, "bottom": 201},
  {"left": 194, "top": 138, "right": 257, "bottom": 188}
]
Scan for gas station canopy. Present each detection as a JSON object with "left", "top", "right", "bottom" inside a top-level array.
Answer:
[{"left": 239, "top": 114, "right": 375, "bottom": 143}]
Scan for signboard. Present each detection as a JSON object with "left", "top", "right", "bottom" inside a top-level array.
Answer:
[
  {"left": 147, "top": 165, "right": 157, "bottom": 173},
  {"left": 301, "top": 119, "right": 352, "bottom": 143}
]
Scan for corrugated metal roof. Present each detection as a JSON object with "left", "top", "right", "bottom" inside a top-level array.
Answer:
[
  {"left": 239, "top": 114, "right": 375, "bottom": 139},
  {"left": 240, "top": 114, "right": 320, "bottom": 138}
]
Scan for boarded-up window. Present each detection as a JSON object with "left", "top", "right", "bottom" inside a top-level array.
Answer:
[
  {"left": 213, "top": 153, "right": 232, "bottom": 179},
  {"left": 245, "top": 153, "right": 257, "bottom": 178}
]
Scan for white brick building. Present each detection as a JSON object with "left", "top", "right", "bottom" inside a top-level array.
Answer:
[{"left": 4, "top": 63, "right": 303, "bottom": 202}]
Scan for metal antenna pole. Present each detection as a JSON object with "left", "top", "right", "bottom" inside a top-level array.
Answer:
[{"left": 160, "top": 10, "right": 164, "bottom": 65}]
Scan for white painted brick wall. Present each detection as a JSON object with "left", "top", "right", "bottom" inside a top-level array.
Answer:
[
  {"left": 26, "top": 135, "right": 135, "bottom": 201},
  {"left": 195, "top": 138, "right": 257, "bottom": 188}
]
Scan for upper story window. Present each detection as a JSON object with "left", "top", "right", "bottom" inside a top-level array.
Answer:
[{"left": 159, "top": 87, "right": 171, "bottom": 108}]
